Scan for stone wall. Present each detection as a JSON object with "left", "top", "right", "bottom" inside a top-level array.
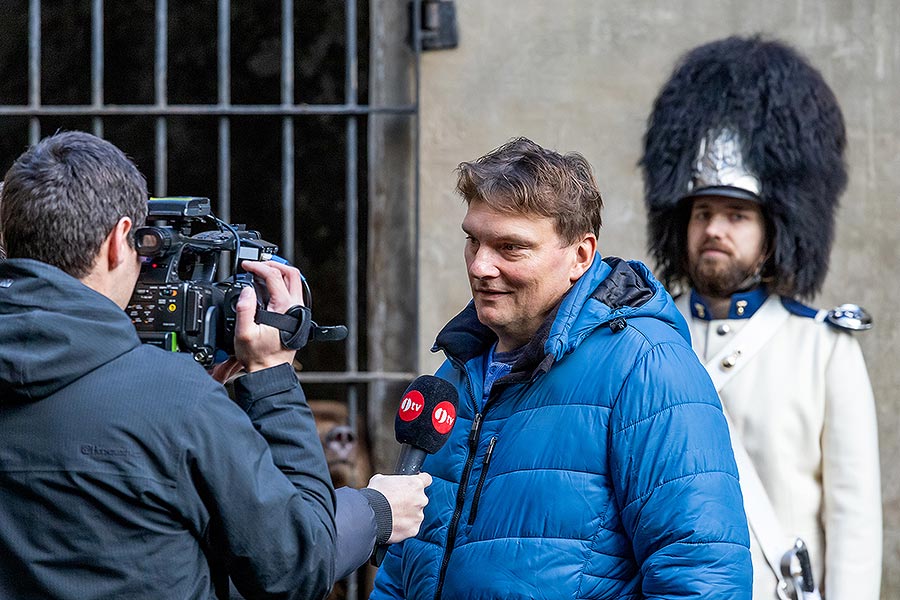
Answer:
[{"left": 417, "top": 2, "right": 900, "bottom": 596}]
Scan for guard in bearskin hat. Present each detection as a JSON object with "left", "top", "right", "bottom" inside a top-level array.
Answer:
[{"left": 640, "top": 35, "right": 881, "bottom": 600}]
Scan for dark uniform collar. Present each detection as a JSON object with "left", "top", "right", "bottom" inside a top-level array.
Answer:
[{"left": 689, "top": 286, "right": 768, "bottom": 320}]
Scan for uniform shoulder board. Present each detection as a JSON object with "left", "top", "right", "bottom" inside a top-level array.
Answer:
[
  {"left": 781, "top": 298, "right": 873, "bottom": 332},
  {"left": 780, "top": 297, "right": 819, "bottom": 319},
  {"left": 825, "top": 303, "right": 873, "bottom": 332}
]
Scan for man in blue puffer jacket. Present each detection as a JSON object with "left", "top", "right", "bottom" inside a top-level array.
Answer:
[{"left": 371, "top": 137, "right": 751, "bottom": 599}]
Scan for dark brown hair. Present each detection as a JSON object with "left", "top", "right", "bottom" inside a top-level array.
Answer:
[
  {"left": 1, "top": 131, "right": 148, "bottom": 278},
  {"left": 456, "top": 137, "right": 603, "bottom": 245}
]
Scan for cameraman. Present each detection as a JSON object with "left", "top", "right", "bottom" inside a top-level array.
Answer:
[{"left": 0, "top": 131, "right": 429, "bottom": 599}]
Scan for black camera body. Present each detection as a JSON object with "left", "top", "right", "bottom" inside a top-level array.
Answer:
[{"left": 127, "top": 197, "right": 297, "bottom": 366}]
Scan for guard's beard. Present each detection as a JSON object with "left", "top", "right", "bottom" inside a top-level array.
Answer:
[{"left": 690, "top": 259, "right": 762, "bottom": 299}]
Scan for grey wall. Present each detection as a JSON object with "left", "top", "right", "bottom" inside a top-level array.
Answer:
[{"left": 416, "top": 1, "right": 900, "bottom": 597}]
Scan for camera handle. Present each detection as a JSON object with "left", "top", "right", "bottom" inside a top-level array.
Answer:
[{"left": 254, "top": 305, "right": 348, "bottom": 350}]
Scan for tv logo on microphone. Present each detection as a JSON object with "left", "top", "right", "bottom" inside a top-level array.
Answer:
[
  {"left": 432, "top": 401, "right": 456, "bottom": 434},
  {"left": 398, "top": 390, "right": 425, "bottom": 422}
]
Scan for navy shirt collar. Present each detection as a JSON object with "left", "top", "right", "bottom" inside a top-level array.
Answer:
[{"left": 689, "top": 286, "right": 768, "bottom": 320}]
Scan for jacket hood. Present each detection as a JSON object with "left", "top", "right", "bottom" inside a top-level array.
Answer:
[
  {"left": 434, "top": 254, "right": 689, "bottom": 369},
  {"left": 546, "top": 254, "right": 688, "bottom": 360},
  {"left": 0, "top": 259, "right": 141, "bottom": 402}
]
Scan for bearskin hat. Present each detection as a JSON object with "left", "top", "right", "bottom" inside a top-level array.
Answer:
[{"left": 640, "top": 35, "right": 847, "bottom": 299}]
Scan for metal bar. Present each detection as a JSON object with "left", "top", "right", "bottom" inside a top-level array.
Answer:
[
  {"left": 218, "top": 0, "right": 231, "bottom": 222},
  {"left": 155, "top": 119, "right": 167, "bottom": 195},
  {"left": 91, "top": 0, "right": 104, "bottom": 137},
  {"left": 346, "top": 1, "right": 359, "bottom": 378},
  {"left": 155, "top": 0, "right": 168, "bottom": 195},
  {"left": 344, "top": 1, "right": 359, "bottom": 594},
  {"left": 412, "top": 0, "right": 422, "bottom": 374},
  {"left": 28, "top": 0, "right": 40, "bottom": 144},
  {"left": 295, "top": 371, "right": 419, "bottom": 384},
  {"left": 346, "top": 0, "right": 358, "bottom": 104},
  {"left": 0, "top": 104, "right": 416, "bottom": 116},
  {"left": 281, "top": 0, "right": 295, "bottom": 262}
]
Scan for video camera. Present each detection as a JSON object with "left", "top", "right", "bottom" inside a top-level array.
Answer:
[{"left": 126, "top": 197, "right": 347, "bottom": 366}]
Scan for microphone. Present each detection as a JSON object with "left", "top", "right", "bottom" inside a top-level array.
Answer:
[
  {"left": 393, "top": 375, "right": 459, "bottom": 474},
  {"left": 371, "top": 375, "right": 459, "bottom": 565}
]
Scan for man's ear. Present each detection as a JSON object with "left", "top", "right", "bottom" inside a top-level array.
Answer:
[
  {"left": 106, "top": 216, "right": 134, "bottom": 270},
  {"left": 569, "top": 233, "right": 597, "bottom": 282}
]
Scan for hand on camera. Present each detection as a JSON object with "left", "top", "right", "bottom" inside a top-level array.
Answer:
[
  {"left": 233, "top": 260, "right": 305, "bottom": 373},
  {"left": 366, "top": 472, "right": 432, "bottom": 544}
]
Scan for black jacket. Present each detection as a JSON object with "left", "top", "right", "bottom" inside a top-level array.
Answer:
[{"left": 0, "top": 259, "right": 339, "bottom": 599}]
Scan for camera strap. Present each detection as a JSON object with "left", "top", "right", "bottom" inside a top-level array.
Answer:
[{"left": 255, "top": 305, "right": 313, "bottom": 350}]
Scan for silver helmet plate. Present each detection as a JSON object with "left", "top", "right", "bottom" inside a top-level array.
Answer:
[{"left": 687, "top": 128, "right": 762, "bottom": 198}]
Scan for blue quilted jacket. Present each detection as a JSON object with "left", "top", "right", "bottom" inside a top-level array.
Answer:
[{"left": 371, "top": 255, "right": 751, "bottom": 599}]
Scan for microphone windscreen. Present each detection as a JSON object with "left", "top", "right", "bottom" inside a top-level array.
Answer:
[{"left": 394, "top": 375, "right": 459, "bottom": 454}]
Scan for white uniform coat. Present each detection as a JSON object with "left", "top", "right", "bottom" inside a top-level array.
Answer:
[{"left": 676, "top": 288, "right": 881, "bottom": 600}]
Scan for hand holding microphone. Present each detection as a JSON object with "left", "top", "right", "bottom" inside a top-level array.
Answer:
[
  {"left": 371, "top": 375, "right": 459, "bottom": 564},
  {"left": 365, "top": 472, "right": 432, "bottom": 544}
]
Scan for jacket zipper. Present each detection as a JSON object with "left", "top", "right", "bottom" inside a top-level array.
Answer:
[
  {"left": 434, "top": 368, "right": 480, "bottom": 600},
  {"left": 467, "top": 436, "right": 497, "bottom": 526}
]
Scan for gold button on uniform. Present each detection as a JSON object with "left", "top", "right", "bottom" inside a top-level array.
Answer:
[{"left": 694, "top": 303, "right": 706, "bottom": 319}]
